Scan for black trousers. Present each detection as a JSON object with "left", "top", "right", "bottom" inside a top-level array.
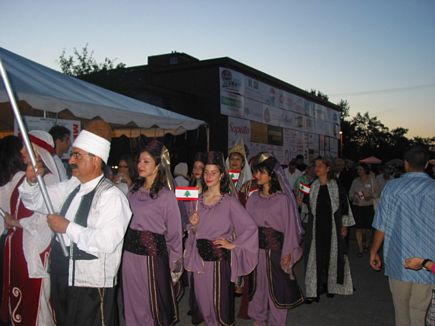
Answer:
[{"left": 50, "top": 274, "right": 118, "bottom": 326}]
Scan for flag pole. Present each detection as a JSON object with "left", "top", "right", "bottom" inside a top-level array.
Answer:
[{"left": 0, "top": 58, "right": 69, "bottom": 257}]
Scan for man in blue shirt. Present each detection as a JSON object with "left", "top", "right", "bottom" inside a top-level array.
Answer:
[{"left": 370, "top": 146, "right": 435, "bottom": 326}]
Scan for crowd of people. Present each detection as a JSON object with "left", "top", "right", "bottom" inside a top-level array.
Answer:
[{"left": 0, "top": 121, "right": 434, "bottom": 326}]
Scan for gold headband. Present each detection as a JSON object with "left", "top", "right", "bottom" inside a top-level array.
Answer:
[
  {"left": 160, "top": 146, "right": 174, "bottom": 191},
  {"left": 229, "top": 143, "right": 246, "bottom": 157},
  {"left": 258, "top": 152, "right": 271, "bottom": 164},
  {"left": 161, "top": 146, "right": 170, "bottom": 167}
]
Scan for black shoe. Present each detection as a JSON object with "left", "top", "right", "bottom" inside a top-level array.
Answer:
[
  {"left": 326, "top": 293, "right": 335, "bottom": 298},
  {"left": 357, "top": 251, "right": 363, "bottom": 257},
  {"left": 304, "top": 297, "right": 320, "bottom": 304}
]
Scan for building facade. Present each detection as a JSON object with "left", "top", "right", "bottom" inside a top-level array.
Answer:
[{"left": 83, "top": 52, "right": 341, "bottom": 163}]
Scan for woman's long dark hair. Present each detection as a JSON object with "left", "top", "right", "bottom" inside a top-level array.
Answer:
[
  {"left": 0, "top": 136, "right": 26, "bottom": 186},
  {"left": 189, "top": 152, "right": 207, "bottom": 187},
  {"left": 131, "top": 139, "right": 167, "bottom": 199},
  {"left": 201, "top": 151, "right": 232, "bottom": 194},
  {"left": 252, "top": 155, "right": 281, "bottom": 194}
]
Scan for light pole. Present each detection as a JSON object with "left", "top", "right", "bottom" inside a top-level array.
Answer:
[{"left": 339, "top": 130, "right": 344, "bottom": 157}]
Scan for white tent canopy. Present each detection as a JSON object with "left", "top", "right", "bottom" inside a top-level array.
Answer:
[{"left": 0, "top": 47, "right": 206, "bottom": 136}]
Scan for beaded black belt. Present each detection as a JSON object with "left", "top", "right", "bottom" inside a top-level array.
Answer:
[
  {"left": 124, "top": 228, "right": 168, "bottom": 257},
  {"left": 258, "top": 227, "right": 284, "bottom": 251},
  {"left": 196, "top": 239, "right": 230, "bottom": 261}
]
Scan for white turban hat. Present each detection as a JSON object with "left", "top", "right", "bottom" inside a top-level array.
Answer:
[{"left": 72, "top": 130, "right": 111, "bottom": 164}]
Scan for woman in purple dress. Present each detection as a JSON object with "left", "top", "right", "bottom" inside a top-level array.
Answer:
[
  {"left": 122, "top": 139, "right": 183, "bottom": 326},
  {"left": 184, "top": 151, "right": 258, "bottom": 326},
  {"left": 246, "top": 153, "right": 304, "bottom": 326}
]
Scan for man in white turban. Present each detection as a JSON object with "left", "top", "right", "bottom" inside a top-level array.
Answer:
[{"left": 19, "top": 127, "right": 132, "bottom": 326}]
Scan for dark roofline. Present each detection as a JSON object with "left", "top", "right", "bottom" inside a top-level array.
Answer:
[{"left": 124, "top": 54, "right": 341, "bottom": 112}]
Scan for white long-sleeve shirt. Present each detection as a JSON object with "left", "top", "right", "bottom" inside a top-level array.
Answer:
[{"left": 19, "top": 174, "right": 132, "bottom": 287}]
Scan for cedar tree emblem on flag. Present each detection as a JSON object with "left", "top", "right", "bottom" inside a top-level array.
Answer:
[
  {"left": 175, "top": 187, "right": 199, "bottom": 201},
  {"left": 298, "top": 182, "right": 311, "bottom": 195}
]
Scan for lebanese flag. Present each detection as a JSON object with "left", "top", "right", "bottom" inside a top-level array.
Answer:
[
  {"left": 175, "top": 187, "right": 199, "bottom": 201},
  {"left": 229, "top": 170, "right": 241, "bottom": 183},
  {"left": 298, "top": 182, "right": 311, "bottom": 195}
]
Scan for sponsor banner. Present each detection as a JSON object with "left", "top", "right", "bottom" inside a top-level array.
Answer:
[
  {"left": 220, "top": 67, "right": 339, "bottom": 140},
  {"left": 228, "top": 117, "right": 251, "bottom": 150}
]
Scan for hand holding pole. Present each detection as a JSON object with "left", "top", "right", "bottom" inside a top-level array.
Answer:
[{"left": 0, "top": 58, "right": 69, "bottom": 257}]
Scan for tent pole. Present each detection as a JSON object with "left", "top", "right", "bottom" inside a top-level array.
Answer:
[
  {"left": 206, "top": 125, "right": 210, "bottom": 152},
  {"left": 0, "top": 58, "right": 69, "bottom": 257}
]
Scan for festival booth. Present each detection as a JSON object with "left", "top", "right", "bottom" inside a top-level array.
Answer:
[{"left": 0, "top": 47, "right": 207, "bottom": 162}]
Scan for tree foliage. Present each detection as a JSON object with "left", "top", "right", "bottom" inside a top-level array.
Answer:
[
  {"left": 306, "top": 91, "right": 435, "bottom": 160},
  {"left": 58, "top": 44, "right": 125, "bottom": 77},
  {"left": 341, "top": 111, "right": 434, "bottom": 160},
  {"left": 309, "top": 89, "right": 329, "bottom": 101}
]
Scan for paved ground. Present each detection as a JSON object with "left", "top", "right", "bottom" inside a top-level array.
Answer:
[{"left": 177, "top": 235, "right": 395, "bottom": 325}]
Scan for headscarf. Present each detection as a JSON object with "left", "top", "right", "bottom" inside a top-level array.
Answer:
[
  {"left": 256, "top": 152, "right": 304, "bottom": 244},
  {"left": 28, "top": 130, "right": 60, "bottom": 182},
  {"left": 226, "top": 139, "right": 253, "bottom": 191}
]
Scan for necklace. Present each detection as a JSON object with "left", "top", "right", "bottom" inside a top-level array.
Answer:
[{"left": 203, "top": 192, "right": 223, "bottom": 207}]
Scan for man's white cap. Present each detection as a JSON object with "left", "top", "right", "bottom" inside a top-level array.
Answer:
[{"left": 72, "top": 130, "right": 111, "bottom": 164}]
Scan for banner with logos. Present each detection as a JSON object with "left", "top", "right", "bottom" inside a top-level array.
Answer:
[
  {"left": 222, "top": 66, "right": 340, "bottom": 161},
  {"left": 228, "top": 117, "right": 339, "bottom": 164},
  {"left": 220, "top": 67, "right": 340, "bottom": 140},
  {"left": 228, "top": 117, "right": 339, "bottom": 165}
]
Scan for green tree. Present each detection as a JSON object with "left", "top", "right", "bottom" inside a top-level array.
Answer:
[
  {"left": 344, "top": 112, "right": 391, "bottom": 160},
  {"left": 411, "top": 136, "right": 435, "bottom": 150},
  {"left": 58, "top": 44, "right": 125, "bottom": 77},
  {"left": 309, "top": 89, "right": 329, "bottom": 101},
  {"left": 337, "top": 99, "right": 350, "bottom": 121}
]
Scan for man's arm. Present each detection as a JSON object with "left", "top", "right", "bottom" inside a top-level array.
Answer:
[
  {"left": 370, "top": 230, "right": 384, "bottom": 270},
  {"left": 19, "top": 163, "right": 78, "bottom": 214}
]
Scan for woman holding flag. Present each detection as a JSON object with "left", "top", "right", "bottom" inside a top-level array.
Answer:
[
  {"left": 184, "top": 151, "right": 258, "bottom": 326},
  {"left": 304, "top": 157, "right": 355, "bottom": 303},
  {"left": 246, "top": 153, "right": 304, "bottom": 325},
  {"left": 122, "top": 139, "right": 182, "bottom": 326}
]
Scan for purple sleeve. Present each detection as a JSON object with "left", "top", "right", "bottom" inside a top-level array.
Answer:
[
  {"left": 183, "top": 224, "right": 203, "bottom": 274},
  {"left": 229, "top": 197, "right": 259, "bottom": 282},
  {"left": 280, "top": 195, "right": 303, "bottom": 275},
  {"left": 163, "top": 190, "right": 183, "bottom": 272}
]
